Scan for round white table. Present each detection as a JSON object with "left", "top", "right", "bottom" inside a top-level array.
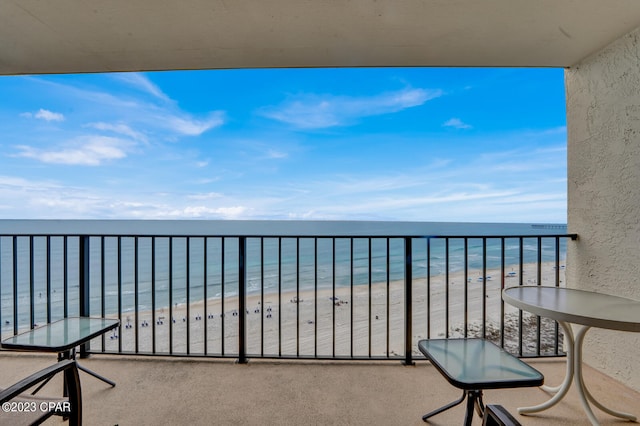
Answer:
[{"left": 502, "top": 286, "right": 640, "bottom": 426}]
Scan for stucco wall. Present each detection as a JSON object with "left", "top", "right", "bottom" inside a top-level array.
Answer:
[{"left": 566, "top": 26, "right": 640, "bottom": 392}]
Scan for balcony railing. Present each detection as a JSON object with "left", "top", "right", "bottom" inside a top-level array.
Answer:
[{"left": 0, "top": 227, "right": 577, "bottom": 364}]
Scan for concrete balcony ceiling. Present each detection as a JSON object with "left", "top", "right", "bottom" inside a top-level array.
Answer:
[{"left": 2, "top": 0, "right": 640, "bottom": 75}]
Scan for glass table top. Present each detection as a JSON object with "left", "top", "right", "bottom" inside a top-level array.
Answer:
[
  {"left": 418, "top": 339, "right": 544, "bottom": 390},
  {"left": 1, "top": 317, "right": 119, "bottom": 352}
]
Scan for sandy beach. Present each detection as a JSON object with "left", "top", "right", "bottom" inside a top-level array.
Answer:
[{"left": 99, "top": 261, "right": 566, "bottom": 357}]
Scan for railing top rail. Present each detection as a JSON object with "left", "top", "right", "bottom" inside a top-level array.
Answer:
[
  {"left": 0, "top": 219, "right": 570, "bottom": 238},
  {"left": 0, "top": 233, "right": 578, "bottom": 240}
]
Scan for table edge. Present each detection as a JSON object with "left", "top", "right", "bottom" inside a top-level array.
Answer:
[
  {"left": 1, "top": 317, "right": 120, "bottom": 353},
  {"left": 417, "top": 338, "right": 544, "bottom": 390}
]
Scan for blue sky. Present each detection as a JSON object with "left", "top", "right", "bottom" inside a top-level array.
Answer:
[{"left": 0, "top": 68, "right": 567, "bottom": 222}]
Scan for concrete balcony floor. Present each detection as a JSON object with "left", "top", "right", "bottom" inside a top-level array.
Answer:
[{"left": 1, "top": 352, "right": 638, "bottom": 425}]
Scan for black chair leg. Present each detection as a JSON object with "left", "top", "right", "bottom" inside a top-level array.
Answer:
[{"left": 422, "top": 391, "right": 466, "bottom": 422}]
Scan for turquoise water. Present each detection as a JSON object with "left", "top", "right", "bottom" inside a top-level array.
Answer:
[{"left": 0, "top": 221, "right": 568, "bottom": 332}]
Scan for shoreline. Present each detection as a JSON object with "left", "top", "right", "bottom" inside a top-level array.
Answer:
[{"left": 101, "top": 260, "right": 566, "bottom": 356}]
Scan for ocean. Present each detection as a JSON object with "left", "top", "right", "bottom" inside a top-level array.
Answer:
[{"left": 0, "top": 220, "right": 569, "bottom": 333}]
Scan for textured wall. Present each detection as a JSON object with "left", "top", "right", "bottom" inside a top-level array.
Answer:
[{"left": 566, "top": 26, "right": 640, "bottom": 392}]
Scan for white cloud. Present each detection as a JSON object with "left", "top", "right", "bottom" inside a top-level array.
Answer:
[
  {"left": 266, "top": 150, "right": 288, "bottom": 159},
  {"left": 0, "top": 175, "right": 62, "bottom": 192},
  {"left": 14, "top": 136, "right": 132, "bottom": 166},
  {"left": 113, "top": 73, "right": 172, "bottom": 102},
  {"left": 24, "top": 75, "right": 225, "bottom": 139},
  {"left": 21, "top": 109, "right": 65, "bottom": 122},
  {"left": 87, "top": 122, "right": 147, "bottom": 142},
  {"left": 261, "top": 88, "right": 442, "bottom": 129},
  {"left": 443, "top": 118, "right": 472, "bottom": 129},
  {"left": 35, "top": 109, "right": 65, "bottom": 122},
  {"left": 164, "top": 112, "right": 225, "bottom": 136},
  {"left": 187, "top": 192, "right": 223, "bottom": 200},
  {"left": 127, "top": 205, "right": 249, "bottom": 219}
]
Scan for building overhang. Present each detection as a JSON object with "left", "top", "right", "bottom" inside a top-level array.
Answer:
[{"left": 2, "top": 0, "right": 640, "bottom": 75}]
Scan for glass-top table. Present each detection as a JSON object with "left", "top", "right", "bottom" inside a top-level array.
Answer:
[
  {"left": 418, "top": 338, "right": 543, "bottom": 425},
  {"left": 1, "top": 317, "right": 120, "bottom": 388},
  {"left": 419, "top": 339, "right": 543, "bottom": 390},
  {"left": 1, "top": 317, "right": 119, "bottom": 353}
]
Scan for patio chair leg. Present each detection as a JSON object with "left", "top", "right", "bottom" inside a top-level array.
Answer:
[
  {"left": 30, "top": 375, "right": 54, "bottom": 395},
  {"left": 422, "top": 391, "right": 466, "bottom": 422},
  {"left": 77, "top": 363, "right": 116, "bottom": 387}
]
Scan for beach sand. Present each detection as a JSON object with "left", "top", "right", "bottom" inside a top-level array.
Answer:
[{"left": 99, "top": 261, "right": 566, "bottom": 357}]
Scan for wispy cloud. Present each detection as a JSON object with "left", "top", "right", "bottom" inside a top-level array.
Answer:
[
  {"left": 266, "top": 149, "right": 288, "bottom": 159},
  {"left": 443, "top": 118, "right": 472, "bottom": 129},
  {"left": 24, "top": 75, "right": 225, "bottom": 138},
  {"left": 112, "top": 73, "right": 172, "bottom": 102},
  {"left": 165, "top": 205, "right": 248, "bottom": 219},
  {"left": 187, "top": 192, "right": 223, "bottom": 200},
  {"left": 21, "top": 108, "right": 65, "bottom": 122},
  {"left": 261, "top": 88, "right": 442, "bottom": 129},
  {"left": 163, "top": 112, "right": 225, "bottom": 136},
  {"left": 14, "top": 136, "right": 133, "bottom": 166},
  {"left": 86, "top": 122, "right": 147, "bottom": 142}
]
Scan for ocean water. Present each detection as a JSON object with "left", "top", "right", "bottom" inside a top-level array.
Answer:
[{"left": 0, "top": 220, "right": 569, "bottom": 332}]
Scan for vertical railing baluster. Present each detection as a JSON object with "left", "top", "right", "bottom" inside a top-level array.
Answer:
[
  {"left": 555, "top": 237, "right": 561, "bottom": 287},
  {"left": 368, "top": 238, "right": 372, "bottom": 358},
  {"left": 260, "top": 238, "right": 264, "bottom": 357},
  {"left": 238, "top": 237, "right": 247, "bottom": 364},
  {"left": 79, "top": 235, "right": 90, "bottom": 357},
  {"left": 536, "top": 237, "right": 542, "bottom": 356},
  {"left": 500, "top": 238, "right": 505, "bottom": 349},
  {"left": 152, "top": 237, "right": 156, "bottom": 354},
  {"left": 314, "top": 238, "right": 318, "bottom": 358},
  {"left": 386, "top": 238, "right": 390, "bottom": 358},
  {"left": 186, "top": 237, "right": 190, "bottom": 355},
  {"left": 29, "top": 236, "right": 34, "bottom": 329},
  {"left": 403, "top": 237, "right": 414, "bottom": 365},
  {"left": 518, "top": 237, "right": 524, "bottom": 357},
  {"left": 220, "top": 238, "right": 224, "bottom": 357},
  {"left": 63, "top": 236, "right": 68, "bottom": 320},
  {"left": 46, "top": 236, "right": 51, "bottom": 324},
  {"left": 12, "top": 237, "right": 18, "bottom": 335},
  {"left": 117, "top": 237, "right": 122, "bottom": 353},
  {"left": 203, "top": 237, "right": 208, "bottom": 356},
  {"left": 445, "top": 238, "right": 449, "bottom": 338},
  {"left": 134, "top": 237, "right": 139, "bottom": 354},
  {"left": 482, "top": 238, "right": 487, "bottom": 340},
  {"left": 464, "top": 238, "right": 468, "bottom": 338},
  {"left": 168, "top": 238, "right": 174, "bottom": 355},
  {"left": 100, "top": 237, "right": 106, "bottom": 350},
  {"left": 350, "top": 238, "right": 354, "bottom": 358},
  {"left": 277, "top": 238, "right": 281, "bottom": 358},
  {"left": 426, "top": 238, "right": 431, "bottom": 340},
  {"left": 332, "top": 238, "right": 336, "bottom": 358}
]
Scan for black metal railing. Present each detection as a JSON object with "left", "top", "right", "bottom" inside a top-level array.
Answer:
[{"left": 0, "top": 231, "right": 577, "bottom": 364}]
